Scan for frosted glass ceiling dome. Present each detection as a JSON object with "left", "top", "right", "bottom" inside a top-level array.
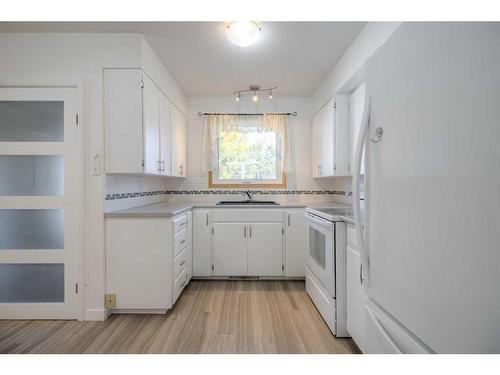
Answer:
[{"left": 226, "top": 21, "right": 261, "bottom": 47}]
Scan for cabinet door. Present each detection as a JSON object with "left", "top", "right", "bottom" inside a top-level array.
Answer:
[
  {"left": 247, "top": 223, "right": 283, "bottom": 276},
  {"left": 159, "top": 93, "right": 172, "bottom": 176},
  {"left": 142, "top": 74, "right": 161, "bottom": 175},
  {"left": 311, "top": 112, "right": 321, "bottom": 177},
  {"left": 349, "top": 83, "right": 366, "bottom": 176},
  {"left": 333, "top": 95, "right": 350, "bottom": 176},
  {"left": 213, "top": 223, "right": 247, "bottom": 276},
  {"left": 347, "top": 245, "right": 366, "bottom": 351},
  {"left": 284, "top": 210, "right": 307, "bottom": 277},
  {"left": 320, "top": 100, "right": 335, "bottom": 176},
  {"left": 171, "top": 106, "right": 187, "bottom": 177},
  {"left": 186, "top": 211, "right": 193, "bottom": 282},
  {"left": 193, "top": 209, "right": 211, "bottom": 277},
  {"left": 104, "top": 69, "right": 144, "bottom": 174}
]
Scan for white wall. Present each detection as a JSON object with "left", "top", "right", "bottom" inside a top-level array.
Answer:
[
  {"left": 0, "top": 33, "right": 186, "bottom": 320},
  {"left": 312, "top": 22, "right": 401, "bottom": 115}
]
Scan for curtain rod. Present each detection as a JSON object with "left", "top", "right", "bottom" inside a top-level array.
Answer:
[{"left": 197, "top": 112, "right": 297, "bottom": 117}]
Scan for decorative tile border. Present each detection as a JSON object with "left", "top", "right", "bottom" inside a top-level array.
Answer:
[{"left": 105, "top": 189, "right": 347, "bottom": 201}]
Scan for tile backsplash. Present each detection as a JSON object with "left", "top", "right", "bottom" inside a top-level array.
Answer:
[{"left": 105, "top": 174, "right": 355, "bottom": 211}]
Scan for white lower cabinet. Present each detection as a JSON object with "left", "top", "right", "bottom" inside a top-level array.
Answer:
[
  {"left": 192, "top": 208, "right": 309, "bottom": 278},
  {"left": 284, "top": 209, "right": 307, "bottom": 277},
  {"left": 186, "top": 211, "right": 193, "bottom": 282},
  {"left": 213, "top": 222, "right": 248, "bottom": 276},
  {"left": 105, "top": 211, "right": 192, "bottom": 313},
  {"left": 346, "top": 224, "right": 366, "bottom": 351},
  {"left": 247, "top": 223, "right": 283, "bottom": 277},
  {"left": 192, "top": 209, "right": 212, "bottom": 277}
]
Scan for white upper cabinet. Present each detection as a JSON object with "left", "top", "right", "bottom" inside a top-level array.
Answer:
[
  {"left": 171, "top": 105, "right": 187, "bottom": 177},
  {"left": 311, "top": 95, "right": 349, "bottom": 177},
  {"left": 104, "top": 69, "right": 144, "bottom": 174},
  {"left": 349, "top": 83, "right": 366, "bottom": 176},
  {"left": 159, "top": 92, "right": 172, "bottom": 176},
  {"left": 142, "top": 74, "right": 161, "bottom": 175},
  {"left": 104, "top": 68, "right": 184, "bottom": 177}
]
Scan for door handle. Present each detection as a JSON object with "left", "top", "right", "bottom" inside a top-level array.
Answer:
[
  {"left": 249, "top": 225, "right": 252, "bottom": 238},
  {"left": 206, "top": 214, "right": 209, "bottom": 226},
  {"left": 287, "top": 214, "right": 290, "bottom": 226},
  {"left": 244, "top": 226, "right": 246, "bottom": 237}
]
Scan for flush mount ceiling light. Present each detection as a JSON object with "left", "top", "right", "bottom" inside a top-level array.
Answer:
[
  {"left": 233, "top": 85, "right": 277, "bottom": 102},
  {"left": 226, "top": 21, "right": 261, "bottom": 47}
]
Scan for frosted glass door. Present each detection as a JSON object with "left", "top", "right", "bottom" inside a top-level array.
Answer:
[{"left": 0, "top": 87, "right": 79, "bottom": 319}]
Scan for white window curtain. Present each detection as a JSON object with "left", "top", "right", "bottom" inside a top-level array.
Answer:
[{"left": 201, "top": 114, "right": 292, "bottom": 176}]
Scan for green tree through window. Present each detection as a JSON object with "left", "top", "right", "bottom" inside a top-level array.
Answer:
[{"left": 217, "top": 127, "right": 278, "bottom": 181}]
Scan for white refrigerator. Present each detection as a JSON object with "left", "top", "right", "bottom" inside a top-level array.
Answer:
[{"left": 353, "top": 22, "right": 500, "bottom": 353}]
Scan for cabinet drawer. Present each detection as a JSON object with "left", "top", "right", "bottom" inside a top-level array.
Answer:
[
  {"left": 174, "top": 228, "right": 187, "bottom": 256},
  {"left": 213, "top": 209, "right": 283, "bottom": 223},
  {"left": 173, "top": 268, "right": 187, "bottom": 304},
  {"left": 174, "top": 247, "right": 187, "bottom": 280},
  {"left": 347, "top": 224, "right": 359, "bottom": 248},
  {"left": 173, "top": 215, "right": 187, "bottom": 233}
]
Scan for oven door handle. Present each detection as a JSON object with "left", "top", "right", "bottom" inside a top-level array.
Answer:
[{"left": 305, "top": 213, "right": 331, "bottom": 228}]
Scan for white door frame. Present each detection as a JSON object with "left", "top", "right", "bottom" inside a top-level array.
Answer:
[{"left": 0, "top": 83, "right": 85, "bottom": 320}]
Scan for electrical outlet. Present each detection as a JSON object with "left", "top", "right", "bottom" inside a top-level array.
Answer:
[{"left": 105, "top": 294, "right": 116, "bottom": 309}]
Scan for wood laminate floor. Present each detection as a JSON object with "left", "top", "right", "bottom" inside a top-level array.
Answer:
[{"left": 0, "top": 280, "right": 359, "bottom": 354}]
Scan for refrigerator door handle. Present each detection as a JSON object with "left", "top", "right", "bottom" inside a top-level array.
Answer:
[{"left": 353, "top": 93, "right": 370, "bottom": 286}]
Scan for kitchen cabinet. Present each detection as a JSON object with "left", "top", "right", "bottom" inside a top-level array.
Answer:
[
  {"left": 171, "top": 105, "right": 187, "bottom": 177},
  {"left": 349, "top": 83, "right": 366, "bottom": 176},
  {"left": 247, "top": 223, "right": 283, "bottom": 276},
  {"left": 186, "top": 211, "right": 193, "bottom": 282},
  {"left": 106, "top": 217, "right": 173, "bottom": 312},
  {"left": 104, "top": 68, "right": 181, "bottom": 177},
  {"left": 311, "top": 95, "right": 349, "bottom": 177},
  {"left": 192, "top": 209, "right": 212, "bottom": 277},
  {"left": 284, "top": 209, "right": 308, "bottom": 277},
  {"left": 105, "top": 211, "right": 191, "bottom": 313},
  {"left": 213, "top": 222, "right": 248, "bottom": 276},
  {"left": 346, "top": 224, "right": 366, "bottom": 352},
  {"left": 212, "top": 209, "right": 284, "bottom": 277}
]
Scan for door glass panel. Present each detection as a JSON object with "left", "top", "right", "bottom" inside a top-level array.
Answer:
[
  {"left": 0, "top": 101, "right": 64, "bottom": 141},
  {"left": 0, "top": 263, "right": 64, "bottom": 303},
  {"left": 309, "top": 227, "right": 326, "bottom": 269},
  {"left": 0, "top": 209, "right": 64, "bottom": 249},
  {"left": 0, "top": 155, "right": 64, "bottom": 196}
]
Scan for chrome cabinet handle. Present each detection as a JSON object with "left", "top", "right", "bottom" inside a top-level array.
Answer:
[
  {"left": 180, "top": 260, "right": 186, "bottom": 266},
  {"left": 249, "top": 225, "right": 252, "bottom": 238},
  {"left": 206, "top": 214, "right": 209, "bottom": 226},
  {"left": 244, "top": 226, "right": 246, "bottom": 237},
  {"left": 360, "top": 263, "right": 363, "bottom": 285},
  {"left": 287, "top": 214, "right": 290, "bottom": 226}
]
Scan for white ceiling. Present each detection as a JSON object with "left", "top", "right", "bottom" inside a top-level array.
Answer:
[{"left": 0, "top": 22, "right": 365, "bottom": 96}]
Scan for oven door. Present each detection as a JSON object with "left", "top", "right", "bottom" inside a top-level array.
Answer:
[{"left": 305, "top": 212, "right": 335, "bottom": 297}]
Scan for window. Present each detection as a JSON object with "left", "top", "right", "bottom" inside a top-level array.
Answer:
[{"left": 204, "top": 114, "right": 289, "bottom": 188}]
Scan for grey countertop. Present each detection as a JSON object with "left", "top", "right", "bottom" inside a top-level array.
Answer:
[{"left": 104, "top": 200, "right": 356, "bottom": 224}]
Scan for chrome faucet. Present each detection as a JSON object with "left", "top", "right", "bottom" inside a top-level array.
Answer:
[{"left": 243, "top": 190, "right": 253, "bottom": 201}]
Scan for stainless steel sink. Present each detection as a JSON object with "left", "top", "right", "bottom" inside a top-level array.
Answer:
[{"left": 216, "top": 200, "right": 279, "bottom": 205}]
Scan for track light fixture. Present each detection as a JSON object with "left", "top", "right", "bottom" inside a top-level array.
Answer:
[{"left": 233, "top": 85, "right": 278, "bottom": 102}]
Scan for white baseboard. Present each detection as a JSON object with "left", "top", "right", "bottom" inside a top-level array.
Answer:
[{"left": 84, "top": 308, "right": 109, "bottom": 321}]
